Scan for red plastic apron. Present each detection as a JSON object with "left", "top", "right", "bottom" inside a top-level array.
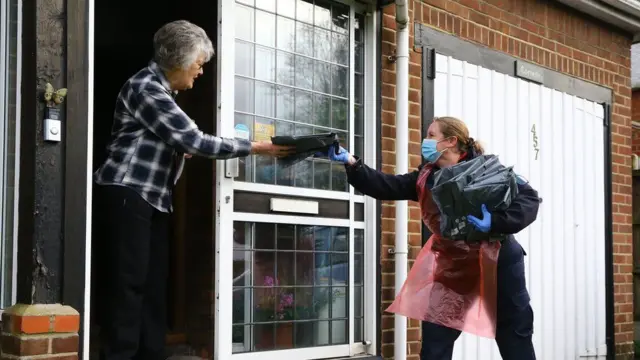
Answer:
[{"left": 385, "top": 164, "right": 501, "bottom": 338}]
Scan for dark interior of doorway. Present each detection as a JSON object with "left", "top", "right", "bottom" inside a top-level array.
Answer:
[{"left": 91, "top": 0, "right": 218, "bottom": 358}]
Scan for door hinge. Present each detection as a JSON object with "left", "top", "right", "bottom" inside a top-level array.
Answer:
[
  {"left": 424, "top": 48, "right": 436, "bottom": 80},
  {"left": 603, "top": 103, "right": 611, "bottom": 127}
]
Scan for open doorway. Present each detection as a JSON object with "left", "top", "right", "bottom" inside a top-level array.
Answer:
[{"left": 90, "top": 0, "right": 218, "bottom": 358}]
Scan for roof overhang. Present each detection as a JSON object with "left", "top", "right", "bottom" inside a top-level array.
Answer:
[{"left": 555, "top": 0, "right": 640, "bottom": 42}]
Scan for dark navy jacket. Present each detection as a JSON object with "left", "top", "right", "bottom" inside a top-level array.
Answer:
[{"left": 344, "top": 153, "right": 541, "bottom": 236}]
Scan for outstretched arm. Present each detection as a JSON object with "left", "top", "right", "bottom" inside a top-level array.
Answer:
[{"left": 345, "top": 156, "right": 420, "bottom": 201}]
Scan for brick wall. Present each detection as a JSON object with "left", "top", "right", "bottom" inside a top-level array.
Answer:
[
  {"left": 632, "top": 90, "right": 640, "bottom": 156},
  {"left": 1, "top": 304, "right": 80, "bottom": 359},
  {"left": 379, "top": 0, "right": 634, "bottom": 358}
]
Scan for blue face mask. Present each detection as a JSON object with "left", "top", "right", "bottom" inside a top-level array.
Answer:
[{"left": 421, "top": 139, "right": 443, "bottom": 163}]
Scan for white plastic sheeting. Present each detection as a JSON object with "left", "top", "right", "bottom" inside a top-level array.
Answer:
[{"left": 433, "top": 54, "right": 607, "bottom": 360}]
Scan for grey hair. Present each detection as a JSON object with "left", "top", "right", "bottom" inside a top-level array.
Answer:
[{"left": 153, "top": 20, "right": 215, "bottom": 71}]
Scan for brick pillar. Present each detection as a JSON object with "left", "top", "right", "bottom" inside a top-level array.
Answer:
[{"left": 0, "top": 304, "right": 80, "bottom": 359}]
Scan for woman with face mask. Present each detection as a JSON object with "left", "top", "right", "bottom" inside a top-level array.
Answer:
[{"left": 321, "top": 116, "right": 540, "bottom": 360}]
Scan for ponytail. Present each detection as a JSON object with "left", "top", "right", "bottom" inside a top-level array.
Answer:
[{"left": 467, "top": 137, "right": 484, "bottom": 155}]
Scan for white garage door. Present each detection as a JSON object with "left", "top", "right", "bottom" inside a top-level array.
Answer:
[{"left": 432, "top": 54, "right": 607, "bottom": 360}]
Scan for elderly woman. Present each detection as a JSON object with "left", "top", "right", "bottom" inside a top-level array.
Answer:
[{"left": 94, "top": 20, "right": 292, "bottom": 360}]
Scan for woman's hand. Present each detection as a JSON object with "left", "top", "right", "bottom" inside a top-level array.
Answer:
[
  {"left": 467, "top": 204, "right": 492, "bottom": 233},
  {"left": 251, "top": 141, "right": 295, "bottom": 157},
  {"left": 316, "top": 145, "right": 356, "bottom": 165}
]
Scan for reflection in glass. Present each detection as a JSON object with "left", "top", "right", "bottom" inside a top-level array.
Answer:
[
  {"left": 256, "top": 10, "right": 276, "bottom": 47},
  {"left": 255, "top": 46, "right": 276, "bottom": 82},
  {"left": 295, "top": 56, "right": 314, "bottom": 90},
  {"left": 355, "top": 41, "right": 364, "bottom": 74},
  {"left": 233, "top": 0, "right": 367, "bottom": 194},
  {"left": 332, "top": 163, "right": 347, "bottom": 192},
  {"left": 296, "top": 0, "right": 314, "bottom": 23},
  {"left": 256, "top": 0, "right": 275, "bottom": 12},
  {"left": 331, "top": 98, "right": 347, "bottom": 130},
  {"left": 276, "top": 87, "right": 295, "bottom": 120},
  {"left": 355, "top": 74, "right": 364, "bottom": 105},
  {"left": 255, "top": 82, "right": 276, "bottom": 118},
  {"left": 233, "top": 223, "right": 354, "bottom": 352},
  {"left": 313, "top": 94, "right": 331, "bottom": 127},
  {"left": 235, "top": 40, "right": 255, "bottom": 77},
  {"left": 314, "top": 0, "right": 332, "bottom": 29},
  {"left": 332, "top": 2, "right": 349, "bottom": 34},
  {"left": 235, "top": 4, "right": 255, "bottom": 42},
  {"left": 296, "top": 23, "right": 314, "bottom": 57},
  {"left": 355, "top": 136, "right": 364, "bottom": 160},
  {"left": 354, "top": 105, "right": 363, "bottom": 135},
  {"left": 235, "top": 77, "right": 254, "bottom": 113},
  {"left": 314, "top": 61, "right": 332, "bottom": 94},
  {"left": 276, "top": 51, "right": 295, "bottom": 85},
  {"left": 277, "top": 0, "right": 295, "bottom": 17},
  {"left": 314, "top": 28, "right": 332, "bottom": 62},
  {"left": 332, "top": 65, "right": 348, "bottom": 97},
  {"left": 295, "top": 90, "right": 312, "bottom": 123},
  {"left": 277, "top": 17, "right": 296, "bottom": 52},
  {"left": 295, "top": 160, "right": 313, "bottom": 188},
  {"left": 332, "top": 33, "right": 348, "bottom": 65},
  {"left": 314, "top": 161, "right": 330, "bottom": 190}
]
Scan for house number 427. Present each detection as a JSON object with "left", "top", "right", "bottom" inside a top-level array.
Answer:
[{"left": 531, "top": 124, "right": 539, "bottom": 160}]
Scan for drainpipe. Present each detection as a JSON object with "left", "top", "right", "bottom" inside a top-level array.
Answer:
[{"left": 394, "top": 0, "right": 409, "bottom": 360}]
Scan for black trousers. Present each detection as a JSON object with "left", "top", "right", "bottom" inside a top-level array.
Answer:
[
  {"left": 420, "top": 237, "right": 536, "bottom": 360},
  {"left": 97, "top": 185, "right": 169, "bottom": 360}
]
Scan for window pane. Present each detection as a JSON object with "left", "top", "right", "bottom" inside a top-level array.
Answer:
[
  {"left": 232, "top": 223, "right": 351, "bottom": 353},
  {"left": 277, "top": 16, "right": 296, "bottom": 52},
  {"left": 255, "top": 46, "right": 275, "bottom": 82},
  {"left": 257, "top": 11, "right": 277, "bottom": 47},
  {"left": 235, "top": 4, "right": 255, "bottom": 42},
  {"left": 277, "top": 0, "right": 295, "bottom": 18},
  {"left": 256, "top": 0, "right": 275, "bottom": 12},
  {"left": 296, "top": 0, "right": 314, "bottom": 23},
  {"left": 235, "top": 40, "right": 255, "bottom": 78}
]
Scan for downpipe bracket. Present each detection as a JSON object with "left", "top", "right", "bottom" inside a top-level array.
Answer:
[
  {"left": 388, "top": 247, "right": 408, "bottom": 255},
  {"left": 387, "top": 49, "right": 397, "bottom": 63}
]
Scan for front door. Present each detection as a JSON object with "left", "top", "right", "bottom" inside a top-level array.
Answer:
[{"left": 214, "top": 0, "right": 378, "bottom": 358}]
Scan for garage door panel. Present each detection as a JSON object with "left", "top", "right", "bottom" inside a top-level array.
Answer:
[{"left": 432, "top": 54, "right": 607, "bottom": 359}]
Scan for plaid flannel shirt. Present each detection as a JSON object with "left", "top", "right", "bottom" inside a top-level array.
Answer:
[{"left": 94, "top": 61, "right": 252, "bottom": 212}]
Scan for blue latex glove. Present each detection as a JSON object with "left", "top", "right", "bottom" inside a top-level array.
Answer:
[
  {"left": 467, "top": 204, "right": 491, "bottom": 233},
  {"left": 315, "top": 145, "right": 351, "bottom": 164}
]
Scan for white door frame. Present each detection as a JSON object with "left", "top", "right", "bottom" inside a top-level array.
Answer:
[{"left": 213, "top": 0, "right": 379, "bottom": 357}]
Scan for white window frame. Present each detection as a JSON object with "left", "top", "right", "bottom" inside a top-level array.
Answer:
[
  {"left": 0, "top": 0, "right": 21, "bottom": 310},
  {"left": 214, "top": 0, "right": 378, "bottom": 358}
]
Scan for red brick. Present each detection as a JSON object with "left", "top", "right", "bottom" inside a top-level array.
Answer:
[
  {"left": 1, "top": 335, "right": 49, "bottom": 356},
  {"left": 13, "top": 315, "right": 51, "bottom": 334},
  {"left": 53, "top": 315, "right": 80, "bottom": 333},
  {"left": 51, "top": 335, "right": 79, "bottom": 354}
]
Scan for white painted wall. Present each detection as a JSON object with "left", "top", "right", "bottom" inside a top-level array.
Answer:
[{"left": 433, "top": 54, "right": 607, "bottom": 360}]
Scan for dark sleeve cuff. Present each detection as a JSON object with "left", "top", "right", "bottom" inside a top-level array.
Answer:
[
  {"left": 234, "top": 138, "right": 252, "bottom": 157},
  {"left": 345, "top": 155, "right": 363, "bottom": 172}
]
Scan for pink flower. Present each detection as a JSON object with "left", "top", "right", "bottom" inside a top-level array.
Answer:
[
  {"left": 264, "top": 276, "right": 274, "bottom": 286},
  {"left": 281, "top": 294, "right": 294, "bottom": 307}
]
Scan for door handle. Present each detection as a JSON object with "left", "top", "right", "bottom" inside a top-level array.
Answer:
[{"left": 225, "top": 158, "right": 239, "bottom": 178}]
